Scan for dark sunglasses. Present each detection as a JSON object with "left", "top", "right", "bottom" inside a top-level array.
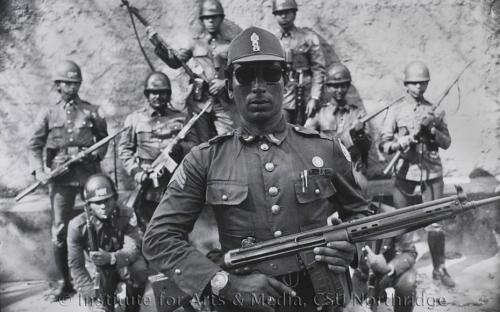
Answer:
[
  {"left": 147, "top": 89, "right": 171, "bottom": 96},
  {"left": 234, "top": 64, "right": 283, "bottom": 85}
]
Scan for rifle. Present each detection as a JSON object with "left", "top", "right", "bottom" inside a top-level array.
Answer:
[
  {"left": 120, "top": 0, "right": 200, "bottom": 83},
  {"left": 84, "top": 206, "right": 119, "bottom": 310},
  {"left": 125, "top": 102, "right": 212, "bottom": 209},
  {"left": 152, "top": 186, "right": 500, "bottom": 311},
  {"left": 358, "top": 95, "right": 405, "bottom": 124},
  {"left": 382, "top": 61, "right": 473, "bottom": 175},
  {"left": 295, "top": 70, "right": 306, "bottom": 125},
  {"left": 16, "top": 128, "right": 129, "bottom": 202}
]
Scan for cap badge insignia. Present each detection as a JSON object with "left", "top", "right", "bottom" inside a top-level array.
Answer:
[{"left": 250, "top": 32, "right": 260, "bottom": 52}]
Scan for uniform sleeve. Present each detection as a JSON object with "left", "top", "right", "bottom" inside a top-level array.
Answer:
[
  {"left": 349, "top": 108, "right": 372, "bottom": 163},
  {"left": 307, "top": 30, "right": 326, "bottom": 99},
  {"left": 142, "top": 147, "right": 220, "bottom": 298},
  {"left": 379, "top": 106, "right": 399, "bottom": 155},
  {"left": 330, "top": 139, "right": 372, "bottom": 221},
  {"left": 432, "top": 112, "right": 451, "bottom": 150},
  {"left": 92, "top": 107, "right": 109, "bottom": 160},
  {"left": 388, "top": 232, "right": 417, "bottom": 276},
  {"left": 114, "top": 213, "right": 142, "bottom": 268},
  {"left": 27, "top": 110, "right": 49, "bottom": 173},
  {"left": 154, "top": 40, "right": 193, "bottom": 69},
  {"left": 118, "top": 115, "right": 141, "bottom": 175},
  {"left": 67, "top": 218, "right": 93, "bottom": 290}
]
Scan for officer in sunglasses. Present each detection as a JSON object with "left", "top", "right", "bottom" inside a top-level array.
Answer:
[{"left": 143, "top": 27, "right": 371, "bottom": 312}]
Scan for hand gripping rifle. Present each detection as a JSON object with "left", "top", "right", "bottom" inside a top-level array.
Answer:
[
  {"left": 16, "top": 128, "right": 129, "bottom": 202},
  {"left": 383, "top": 61, "right": 473, "bottom": 175},
  {"left": 125, "top": 102, "right": 212, "bottom": 209},
  {"left": 84, "top": 206, "right": 118, "bottom": 309},
  {"left": 120, "top": 0, "right": 200, "bottom": 83},
  {"left": 151, "top": 186, "right": 500, "bottom": 312}
]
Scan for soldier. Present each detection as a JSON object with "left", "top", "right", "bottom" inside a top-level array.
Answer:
[
  {"left": 150, "top": 0, "right": 239, "bottom": 143},
  {"left": 379, "top": 61, "right": 455, "bottom": 288},
  {"left": 304, "top": 64, "right": 371, "bottom": 190},
  {"left": 28, "top": 60, "right": 108, "bottom": 301},
  {"left": 68, "top": 174, "right": 148, "bottom": 312},
  {"left": 351, "top": 206, "right": 417, "bottom": 312},
  {"left": 142, "top": 26, "right": 372, "bottom": 312},
  {"left": 119, "top": 72, "right": 193, "bottom": 231},
  {"left": 272, "top": 0, "right": 326, "bottom": 125}
]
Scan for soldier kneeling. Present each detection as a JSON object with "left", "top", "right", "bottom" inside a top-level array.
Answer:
[{"left": 68, "top": 174, "right": 148, "bottom": 312}]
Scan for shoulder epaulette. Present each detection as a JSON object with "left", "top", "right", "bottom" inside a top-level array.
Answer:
[
  {"left": 292, "top": 125, "right": 333, "bottom": 140},
  {"left": 208, "top": 130, "right": 235, "bottom": 145}
]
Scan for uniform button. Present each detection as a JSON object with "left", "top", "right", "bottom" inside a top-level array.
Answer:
[
  {"left": 66, "top": 110, "right": 71, "bottom": 115},
  {"left": 69, "top": 138, "right": 74, "bottom": 142},
  {"left": 67, "top": 120, "right": 72, "bottom": 124},
  {"left": 222, "top": 194, "right": 228, "bottom": 201},
  {"left": 67, "top": 129, "right": 73, "bottom": 133},
  {"left": 260, "top": 143, "right": 269, "bottom": 151},
  {"left": 174, "top": 269, "right": 181, "bottom": 275},
  {"left": 269, "top": 186, "right": 279, "bottom": 196},
  {"left": 265, "top": 162, "right": 275, "bottom": 172},
  {"left": 274, "top": 230, "right": 282, "bottom": 238},
  {"left": 314, "top": 189, "right": 321, "bottom": 195},
  {"left": 271, "top": 205, "right": 280, "bottom": 214}
]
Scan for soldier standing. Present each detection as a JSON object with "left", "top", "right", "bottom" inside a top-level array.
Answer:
[
  {"left": 142, "top": 26, "right": 372, "bottom": 312},
  {"left": 305, "top": 64, "right": 371, "bottom": 190},
  {"left": 151, "top": 0, "right": 239, "bottom": 143},
  {"left": 68, "top": 174, "right": 148, "bottom": 312},
  {"left": 379, "top": 61, "right": 455, "bottom": 288},
  {"left": 271, "top": 0, "right": 326, "bottom": 125},
  {"left": 28, "top": 60, "right": 108, "bottom": 301},
  {"left": 119, "top": 72, "right": 192, "bottom": 231}
]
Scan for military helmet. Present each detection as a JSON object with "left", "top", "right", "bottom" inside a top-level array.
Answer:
[
  {"left": 53, "top": 60, "right": 82, "bottom": 83},
  {"left": 326, "top": 63, "right": 352, "bottom": 84},
  {"left": 272, "top": 0, "right": 298, "bottom": 13},
  {"left": 199, "top": 0, "right": 225, "bottom": 18},
  {"left": 143, "top": 72, "right": 171, "bottom": 96},
  {"left": 227, "top": 26, "right": 285, "bottom": 66},
  {"left": 403, "top": 61, "right": 430, "bottom": 82},
  {"left": 83, "top": 174, "right": 117, "bottom": 203}
]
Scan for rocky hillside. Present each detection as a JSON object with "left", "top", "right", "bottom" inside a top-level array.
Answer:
[{"left": 1, "top": 0, "right": 500, "bottom": 192}]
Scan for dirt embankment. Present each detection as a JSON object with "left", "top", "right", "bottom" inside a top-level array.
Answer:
[{"left": 0, "top": 0, "right": 500, "bottom": 192}]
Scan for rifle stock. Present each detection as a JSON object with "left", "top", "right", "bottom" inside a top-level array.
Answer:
[{"left": 16, "top": 128, "right": 128, "bottom": 202}]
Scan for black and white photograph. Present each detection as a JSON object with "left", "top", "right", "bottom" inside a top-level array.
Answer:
[{"left": 1, "top": 1, "right": 499, "bottom": 312}]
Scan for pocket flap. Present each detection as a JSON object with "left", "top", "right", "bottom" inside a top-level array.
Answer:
[
  {"left": 294, "top": 176, "right": 336, "bottom": 204},
  {"left": 206, "top": 181, "right": 248, "bottom": 205}
]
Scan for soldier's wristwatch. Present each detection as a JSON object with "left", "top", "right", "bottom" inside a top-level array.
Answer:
[{"left": 210, "top": 271, "right": 229, "bottom": 296}]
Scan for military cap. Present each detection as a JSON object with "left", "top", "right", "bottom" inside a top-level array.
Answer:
[{"left": 227, "top": 26, "right": 285, "bottom": 66}]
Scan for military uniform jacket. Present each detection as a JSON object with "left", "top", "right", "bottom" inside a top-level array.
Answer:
[
  {"left": 380, "top": 95, "right": 451, "bottom": 181},
  {"left": 119, "top": 106, "right": 189, "bottom": 202},
  {"left": 27, "top": 96, "right": 108, "bottom": 185},
  {"left": 276, "top": 26, "right": 326, "bottom": 110},
  {"left": 155, "top": 31, "right": 235, "bottom": 112},
  {"left": 67, "top": 204, "right": 142, "bottom": 291},
  {"left": 304, "top": 99, "right": 371, "bottom": 164},
  {"left": 143, "top": 119, "right": 371, "bottom": 298}
]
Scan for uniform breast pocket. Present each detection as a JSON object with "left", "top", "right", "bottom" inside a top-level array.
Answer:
[
  {"left": 294, "top": 176, "right": 336, "bottom": 224},
  {"left": 48, "top": 122, "right": 66, "bottom": 141},
  {"left": 206, "top": 181, "right": 252, "bottom": 247},
  {"left": 294, "top": 176, "right": 336, "bottom": 204}
]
